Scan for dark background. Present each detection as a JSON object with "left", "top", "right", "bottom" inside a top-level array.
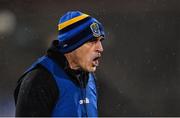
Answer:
[{"left": 0, "top": 0, "right": 180, "bottom": 116}]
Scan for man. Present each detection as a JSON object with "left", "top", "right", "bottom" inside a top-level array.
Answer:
[{"left": 14, "top": 11, "right": 105, "bottom": 117}]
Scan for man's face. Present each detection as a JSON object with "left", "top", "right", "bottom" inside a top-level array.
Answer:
[{"left": 68, "top": 37, "right": 104, "bottom": 72}]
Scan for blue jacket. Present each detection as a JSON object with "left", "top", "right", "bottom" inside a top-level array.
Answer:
[{"left": 24, "top": 56, "right": 98, "bottom": 117}]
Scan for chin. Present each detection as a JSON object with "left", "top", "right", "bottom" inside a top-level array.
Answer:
[
  {"left": 82, "top": 65, "right": 97, "bottom": 72},
  {"left": 88, "top": 67, "right": 96, "bottom": 72}
]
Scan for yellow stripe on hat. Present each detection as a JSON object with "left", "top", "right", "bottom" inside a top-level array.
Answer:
[{"left": 58, "top": 14, "right": 89, "bottom": 30}]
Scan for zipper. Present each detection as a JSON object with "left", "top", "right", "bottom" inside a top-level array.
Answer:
[{"left": 78, "top": 74, "right": 88, "bottom": 117}]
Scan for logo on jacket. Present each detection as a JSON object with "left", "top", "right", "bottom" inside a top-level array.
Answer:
[
  {"left": 79, "top": 97, "right": 90, "bottom": 104},
  {"left": 90, "top": 22, "right": 101, "bottom": 37}
]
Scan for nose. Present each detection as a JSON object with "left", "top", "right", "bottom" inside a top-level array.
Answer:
[{"left": 96, "top": 40, "right": 104, "bottom": 53}]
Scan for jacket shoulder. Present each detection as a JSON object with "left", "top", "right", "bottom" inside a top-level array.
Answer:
[{"left": 14, "top": 64, "right": 58, "bottom": 104}]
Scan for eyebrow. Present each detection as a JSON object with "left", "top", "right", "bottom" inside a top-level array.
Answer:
[
  {"left": 96, "top": 36, "right": 105, "bottom": 41},
  {"left": 89, "top": 38, "right": 103, "bottom": 42},
  {"left": 88, "top": 35, "right": 105, "bottom": 43}
]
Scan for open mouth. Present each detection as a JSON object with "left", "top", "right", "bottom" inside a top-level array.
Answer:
[{"left": 92, "top": 56, "right": 100, "bottom": 67}]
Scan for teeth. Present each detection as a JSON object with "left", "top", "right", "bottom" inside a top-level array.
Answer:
[
  {"left": 92, "top": 55, "right": 101, "bottom": 67},
  {"left": 93, "top": 60, "right": 99, "bottom": 67}
]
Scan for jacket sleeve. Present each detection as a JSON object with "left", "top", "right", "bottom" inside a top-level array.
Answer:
[{"left": 15, "top": 66, "right": 59, "bottom": 117}]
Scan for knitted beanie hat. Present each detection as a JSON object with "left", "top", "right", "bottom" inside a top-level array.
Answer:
[{"left": 57, "top": 11, "right": 105, "bottom": 53}]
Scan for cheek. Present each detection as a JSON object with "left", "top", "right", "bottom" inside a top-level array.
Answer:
[
  {"left": 82, "top": 54, "right": 91, "bottom": 64},
  {"left": 81, "top": 53, "right": 92, "bottom": 66},
  {"left": 76, "top": 45, "right": 94, "bottom": 67}
]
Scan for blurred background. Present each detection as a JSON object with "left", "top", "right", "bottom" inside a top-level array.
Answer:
[{"left": 0, "top": 0, "right": 180, "bottom": 116}]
